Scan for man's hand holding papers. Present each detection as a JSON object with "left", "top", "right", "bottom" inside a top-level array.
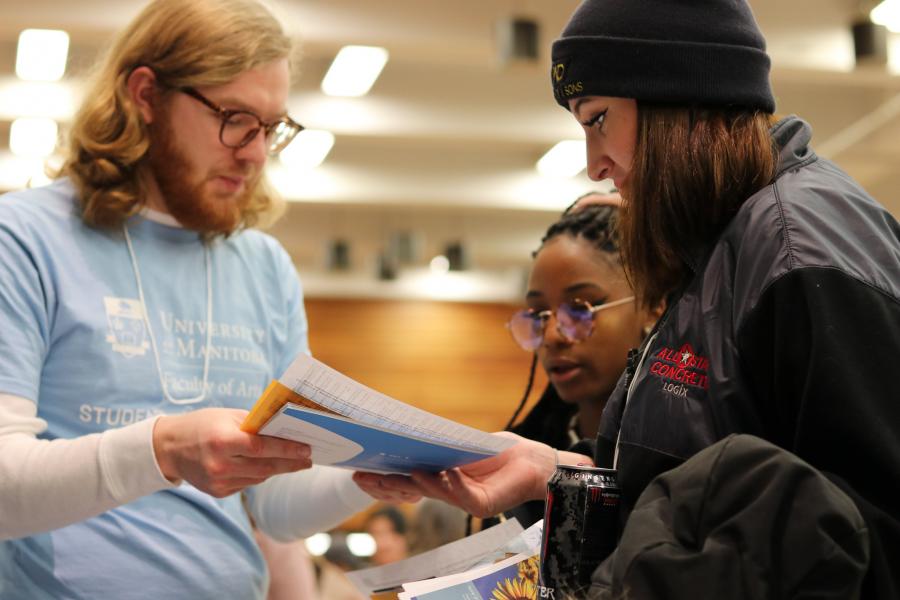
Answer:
[{"left": 241, "top": 354, "right": 516, "bottom": 476}]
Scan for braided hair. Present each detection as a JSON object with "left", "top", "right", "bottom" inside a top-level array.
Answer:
[
  {"left": 505, "top": 201, "right": 622, "bottom": 431},
  {"left": 534, "top": 202, "right": 620, "bottom": 259}
]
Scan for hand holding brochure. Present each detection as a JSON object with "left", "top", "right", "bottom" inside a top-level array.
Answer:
[{"left": 241, "top": 354, "right": 516, "bottom": 474}]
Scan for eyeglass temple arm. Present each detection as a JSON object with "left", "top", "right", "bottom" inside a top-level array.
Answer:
[{"left": 590, "top": 295, "right": 635, "bottom": 313}]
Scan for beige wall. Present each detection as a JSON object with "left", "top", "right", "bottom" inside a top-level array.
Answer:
[{"left": 306, "top": 297, "right": 548, "bottom": 434}]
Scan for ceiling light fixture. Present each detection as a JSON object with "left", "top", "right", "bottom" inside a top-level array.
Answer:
[
  {"left": 536, "top": 140, "right": 586, "bottom": 177},
  {"left": 280, "top": 129, "right": 335, "bottom": 170},
  {"left": 0, "top": 79, "right": 78, "bottom": 121},
  {"left": 429, "top": 255, "right": 450, "bottom": 275},
  {"left": 321, "top": 46, "right": 389, "bottom": 97},
  {"left": 10, "top": 117, "right": 58, "bottom": 158},
  {"left": 871, "top": 0, "right": 900, "bottom": 33},
  {"left": 304, "top": 533, "right": 331, "bottom": 556},
  {"left": 16, "top": 29, "right": 70, "bottom": 82},
  {"left": 346, "top": 533, "right": 376, "bottom": 557},
  {"left": 0, "top": 153, "right": 53, "bottom": 190}
]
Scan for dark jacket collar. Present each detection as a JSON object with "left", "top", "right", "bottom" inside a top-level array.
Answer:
[{"left": 770, "top": 115, "right": 816, "bottom": 178}]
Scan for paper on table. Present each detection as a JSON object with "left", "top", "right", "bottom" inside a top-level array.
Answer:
[
  {"left": 345, "top": 518, "right": 525, "bottom": 596},
  {"left": 397, "top": 559, "right": 514, "bottom": 599},
  {"left": 243, "top": 353, "right": 514, "bottom": 455},
  {"left": 400, "top": 552, "right": 540, "bottom": 599}
]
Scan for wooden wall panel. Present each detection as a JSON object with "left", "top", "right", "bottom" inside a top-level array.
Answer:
[{"left": 305, "top": 298, "right": 548, "bottom": 433}]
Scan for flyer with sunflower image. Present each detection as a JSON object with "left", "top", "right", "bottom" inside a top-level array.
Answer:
[{"left": 398, "top": 553, "right": 541, "bottom": 600}]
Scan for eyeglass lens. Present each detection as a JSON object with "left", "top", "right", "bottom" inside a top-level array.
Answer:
[
  {"left": 508, "top": 302, "right": 595, "bottom": 350},
  {"left": 266, "top": 123, "right": 297, "bottom": 153},
  {"left": 556, "top": 302, "right": 595, "bottom": 340},
  {"left": 221, "top": 115, "right": 295, "bottom": 153}
]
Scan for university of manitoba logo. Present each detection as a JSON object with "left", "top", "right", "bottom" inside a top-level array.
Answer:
[
  {"left": 647, "top": 342, "right": 710, "bottom": 398},
  {"left": 104, "top": 297, "right": 150, "bottom": 357}
]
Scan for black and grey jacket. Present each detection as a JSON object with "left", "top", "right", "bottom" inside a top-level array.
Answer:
[
  {"left": 590, "top": 434, "right": 870, "bottom": 599},
  {"left": 591, "top": 116, "right": 900, "bottom": 598}
]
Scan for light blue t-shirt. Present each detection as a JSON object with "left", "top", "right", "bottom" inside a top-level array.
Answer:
[{"left": 0, "top": 179, "right": 308, "bottom": 599}]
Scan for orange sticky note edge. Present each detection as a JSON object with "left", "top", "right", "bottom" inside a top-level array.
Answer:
[
  {"left": 241, "top": 381, "right": 296, "bottom": 433},
  {"left": 241, "top": 380, "right": 341, "bottom": 433}
]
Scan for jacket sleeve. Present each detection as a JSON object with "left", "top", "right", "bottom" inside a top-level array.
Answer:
[{"left": 736, "top": 266, "right": 900, "bottom": 599}]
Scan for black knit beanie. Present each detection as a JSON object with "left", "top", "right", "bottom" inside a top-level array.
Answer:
[{"left": 551, "top": 0, "right": 775, "bottom": 113}]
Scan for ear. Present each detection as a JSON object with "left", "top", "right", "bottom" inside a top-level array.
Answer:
[
  {"left": 642, "top": 298, "right": 666, "bottom": 336},
  {"left": 649, "top": 298, "right": 666, "bottom": 322},
  {"left": 126, "top": 66, "right": 159, "bottom": 124}
]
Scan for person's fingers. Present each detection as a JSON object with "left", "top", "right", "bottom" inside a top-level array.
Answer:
[
  {"left": 445, "top": 468, "right": 494, "bottom": 517},
  {"left": 409, "top": 470, "right": 455, "bottom": 503},
  {"left": 236, "top": 433, "right": 312, "bottom": 461},
  {"left": 351, "top": 472, "right": 382, "bottom": 496},
  {"left": 225, "top": 455, "right": 313, "bottom": 479},
  {"left": 352, "top": 472, "right": 422, "bottom": 502},
  {"left": 408, "top": 469, "right": 489, "bottom": 515}
]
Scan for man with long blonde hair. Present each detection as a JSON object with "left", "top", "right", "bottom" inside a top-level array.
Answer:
[{"left": 0, "top": 1, "right": 373, "bottom": 597}]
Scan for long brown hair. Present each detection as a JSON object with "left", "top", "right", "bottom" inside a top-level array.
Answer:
[
  {"left": 619, "top": 105, "right": 777, "bottom": 307},
  {"left": 60, "top": 0, "right": 293, "bottom": 231}
]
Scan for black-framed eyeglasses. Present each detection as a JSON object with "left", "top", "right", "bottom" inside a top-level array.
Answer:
[
  {"left": 179, "top": 87, "right": 304, "bottom": 155},
  {"left": 506, "top": 296, "right": 635, "bottom": 351}
]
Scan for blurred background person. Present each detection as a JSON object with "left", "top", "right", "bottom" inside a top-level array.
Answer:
[
  {"left": 407, "top": 497, "right": 468, "bottom": 556},
  {"left": 364, "top": 505, "right": 410, "bottom": 566}
]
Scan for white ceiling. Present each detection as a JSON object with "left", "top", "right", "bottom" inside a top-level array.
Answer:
[{"left": 0, "top": 0, "right": 898, "bottom": 298}]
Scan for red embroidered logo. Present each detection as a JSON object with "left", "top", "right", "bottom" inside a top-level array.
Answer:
[{"left": 648, "top": 342, "right": 710, "bottom": 394}]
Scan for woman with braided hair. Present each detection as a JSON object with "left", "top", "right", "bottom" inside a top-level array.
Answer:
[{"left": 493, "top": 197, "right": 660, "bottom": 529}]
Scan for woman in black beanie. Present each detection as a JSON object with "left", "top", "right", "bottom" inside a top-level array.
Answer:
[{"left": 356, "top": 1, "right": 900, "bottom": 597}]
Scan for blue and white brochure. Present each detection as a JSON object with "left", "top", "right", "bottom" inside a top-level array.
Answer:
[
  {"left": 247, "top": 354, "right": 516, "bottom": 474},
  {"left": 260, "top": 403, "right": 499, "bottom": 474}
]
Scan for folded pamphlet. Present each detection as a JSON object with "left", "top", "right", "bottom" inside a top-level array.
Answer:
[{"left": 241, "top": 354, "right": 516, "bottom": 474}]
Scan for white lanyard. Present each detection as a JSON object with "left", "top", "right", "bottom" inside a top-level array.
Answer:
[
  {"left": 123, "top": 225, "right": 213, "bottom": 405},
  {"left": 612, "top": 330, "right": 657, "bottom": 470}
]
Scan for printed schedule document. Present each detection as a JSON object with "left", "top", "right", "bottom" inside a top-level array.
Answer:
[{"left": 241, "top": 354, "right": 516, "bottom": 474}]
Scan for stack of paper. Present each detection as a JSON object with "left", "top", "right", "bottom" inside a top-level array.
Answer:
[
  {"left": 241, "top": 354, "right": 516, "bottom": 474},
  {"left": 346, "top": 519, "right": 544, "bottom": 600},
  {"left": 399, "top": 552, "right": 540, "bottom": 600}
]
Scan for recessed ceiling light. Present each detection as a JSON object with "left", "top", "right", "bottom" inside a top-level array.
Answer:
[
  {"left": 536, "top": 140, "right": 586, "bottom": 177},
  {"left": 16, "top": 29, "right": 70, "bottom": 82},
  {"left": 346, "top": 533, "right": 375, "bottom": 557},
  {"left": 279, "top": 129, "right": 335, "bottom": 170},
  {"left": 10, "top": 118, "right": 59, "bottom": 158},
  {"left": 429, "top": 255, "right": 450, "bottom": 275},
  {"left": 304, "top": 533, "right": 331, "bottom": 556},
  {"left": 871, "top": 0, "right": 900, "bottom": 33},
  {"left": 321, "top": 46, "right": 389, "bottom": 97},
  {"left": 0, "top": 80, "right": 78, "bottom": 121}
]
